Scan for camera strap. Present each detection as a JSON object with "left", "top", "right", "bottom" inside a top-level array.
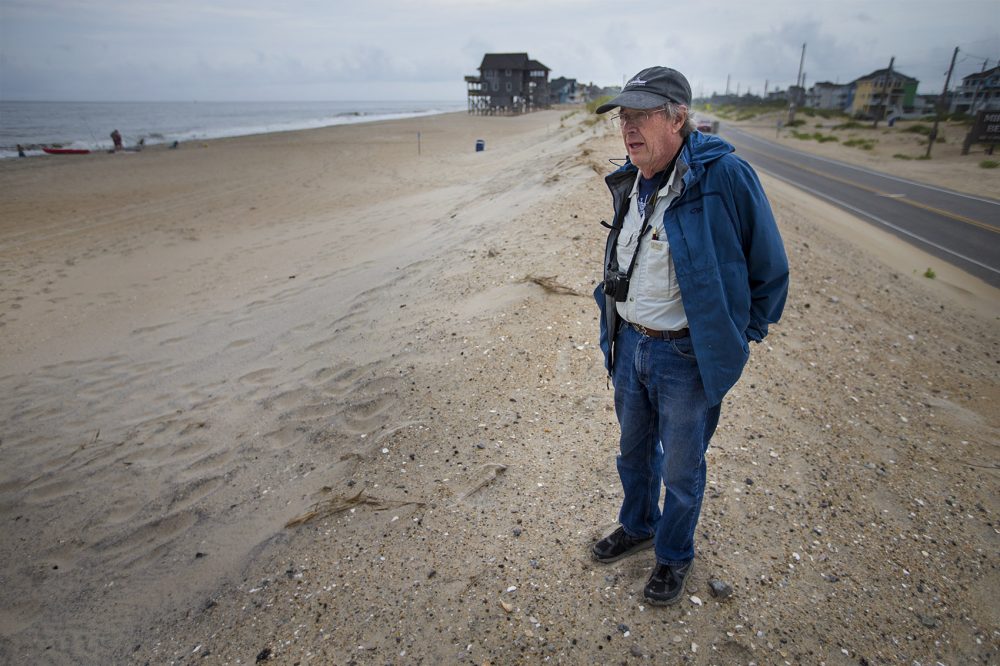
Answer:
[
  {"left": 619, "top": 156, "right": 676, "bottom": 283},
  {"left": 620, "top": 222, "right": 651, "bottom": 283}
]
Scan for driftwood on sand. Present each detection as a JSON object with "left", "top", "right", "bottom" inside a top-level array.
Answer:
[
  {"left": 523, "top": 275, "right": 585, "bottom": 296},
  {"left": 285, "top": 487, "right": 426, "bottom": 528}
]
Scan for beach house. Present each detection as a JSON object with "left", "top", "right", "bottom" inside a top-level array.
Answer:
[
  {"left": 805, "top": 81, "right": 851, "bottom": 111},
  {"left": 950, "top": 65, "right": 1000, "bottom": 115},
  {"left": 466, "top": 53, "right": 551, "bottom": 115},
  {"left": 549, "top": 77, "right": 580, "bottom": 105},
  {"left": 847, "top": 66, "right": 919, "bottom": 119}
]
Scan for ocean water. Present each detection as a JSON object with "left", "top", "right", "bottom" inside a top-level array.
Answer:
[{"left": 0, "top": 100, "right": 467, "bottom": 159}]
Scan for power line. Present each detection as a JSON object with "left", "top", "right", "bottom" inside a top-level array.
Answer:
[
  {"left": 957, "top": 52, "right": 994, "bottom": 63},
  {"left": 956, "top": 36, "right": 1000, "bottom": 50}
]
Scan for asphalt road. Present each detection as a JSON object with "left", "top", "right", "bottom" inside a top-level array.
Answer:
[{"left": 719, "top": 124, "right": 1000, "bottom": 288}]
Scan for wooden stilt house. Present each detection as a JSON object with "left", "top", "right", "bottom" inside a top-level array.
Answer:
[{"left": 466, "top": 53, "right": 550, "bottom": 115}]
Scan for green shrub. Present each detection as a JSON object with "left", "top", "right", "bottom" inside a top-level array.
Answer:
[
  {"left": 786, "top": 119, "right": 806, "bottom": 127},
  {"left": 893, "top": 153, "right": 912, "bottom": 160},
  {"left": 586, "top": 96, "right": 613, "bottom": 115},
  {"left": 791, "top": 131, "right": 839, "bottom": 143},
  {"left": 903, "top": 124, "right": 932, "bottom": 135},
  {"left": 801, "top": 108, "right": 845, "bottom": 119},
  {"left": 923, "top": 267, "right": 936, "bottom": 279},
  {"left": 980, "top": 160, "right": 1000, "bottom": 169},
  {"left": 833, "top": 121, "right": 869, "bottom": 130},
  {"left": 843, "top": 138, "right": 876, "bottom": 150},
  {"left": 703, "top": 101, "right": 786, "bottom": 122}
]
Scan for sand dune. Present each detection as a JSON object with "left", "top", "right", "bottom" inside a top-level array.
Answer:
[{"left": 0, "top": 110, "right": 594, "bottom": 661}]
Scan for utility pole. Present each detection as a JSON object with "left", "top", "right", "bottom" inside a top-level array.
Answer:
[
  {"left": 725, "top": 74, "right": 731, "bottom": 96},
  {"left": 797, "top": 43, "right": 806, "bottom": 88},
  {"left": 873, "top": 56, "right": 894, "bottom": 128},
  {"left": 788, "top": 42, "right": 806, "bottom": 124},
  {"left": 927, "top": 47, "right": 959, "bottom": 159}
]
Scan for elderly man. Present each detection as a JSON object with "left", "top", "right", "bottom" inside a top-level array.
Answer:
[{"left": 593, "top": 66, "right": 789, "bottom": 605}]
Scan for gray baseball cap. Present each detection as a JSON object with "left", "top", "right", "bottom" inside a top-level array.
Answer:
[{"left": 596, "top": 66, "right": 692, "bottom": 114}]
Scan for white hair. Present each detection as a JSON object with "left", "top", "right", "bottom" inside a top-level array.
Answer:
[{"left": 664, "top": 102, "right": 695, "bottom": 138}]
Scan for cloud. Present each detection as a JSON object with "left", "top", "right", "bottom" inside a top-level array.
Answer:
[{"left": 2, "top": 0, "right": 998, "bottom": 101}]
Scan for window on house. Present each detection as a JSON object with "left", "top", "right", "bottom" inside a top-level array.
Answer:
[{"left": 506, "top": 82, "right": 512, "bottom": 92}]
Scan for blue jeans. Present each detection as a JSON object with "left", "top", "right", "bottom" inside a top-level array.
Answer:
[{"left": 612, "top": 323, "right": 721, "bottom": 565}]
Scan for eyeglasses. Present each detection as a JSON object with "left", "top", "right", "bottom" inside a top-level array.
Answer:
[{"left": 610, "top": 108, "right": 667, "bottom": 128}]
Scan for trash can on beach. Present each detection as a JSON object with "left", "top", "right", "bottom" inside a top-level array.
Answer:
[{"left": 475, "top": 139, "right": 485, "bottom": 152}]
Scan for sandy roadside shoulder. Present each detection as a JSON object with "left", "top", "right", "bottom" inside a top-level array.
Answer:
[{"left": 124, "top": 118, "right": 999, "bottom": 665}]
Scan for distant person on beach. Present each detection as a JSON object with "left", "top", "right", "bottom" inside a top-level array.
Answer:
[
  {"left": 110, "top": 129, "right": 123, "bottom": 152},
  {"left": 17, "top": 144, "right": 26, "bottom": 157},
  {"left": 592, "top": 66, "right": 789, "bottom": 606}
]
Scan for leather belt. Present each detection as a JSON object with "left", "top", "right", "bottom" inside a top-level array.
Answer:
[{"left": 628, "top": 321, "right": 690, "bottom": 340}]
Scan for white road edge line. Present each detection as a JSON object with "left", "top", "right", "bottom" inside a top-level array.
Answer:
[
  {"left": 728, "top": 127, "right": 1000, "bottom": 207},
  {"left": 760, "top": 168, "right": 1000, "bottom": 276}
]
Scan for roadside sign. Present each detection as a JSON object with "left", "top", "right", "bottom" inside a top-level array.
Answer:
[
  {"left": 962, "top": 110, "right": 1000, "bottom": 154},
  {"left": 969, "top": 110, "right": 1000, "bottom": 143}
]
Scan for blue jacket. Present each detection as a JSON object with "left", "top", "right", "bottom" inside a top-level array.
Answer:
[{"left": 596, "top": 131, "right": 789, "bottom": 406}]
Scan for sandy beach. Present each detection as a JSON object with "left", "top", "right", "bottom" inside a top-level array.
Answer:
[{"left": 1, "top": 108, "right": 997, "bottom": 665}]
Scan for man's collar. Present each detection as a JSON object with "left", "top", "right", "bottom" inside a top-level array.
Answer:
[{"left": 628, "top": 162, "right": 681, "bottom": 199}]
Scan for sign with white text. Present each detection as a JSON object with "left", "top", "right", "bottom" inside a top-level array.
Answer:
[{"left": 969, "top": 110, "right": 1000, "bottom": 143}]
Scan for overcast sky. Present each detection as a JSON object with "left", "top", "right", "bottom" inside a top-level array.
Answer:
[{"left": 1, "top": 0, "right": 997, "bottom": 102}]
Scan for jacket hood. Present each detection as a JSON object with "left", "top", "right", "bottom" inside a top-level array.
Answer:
[
  {"left": 678, "top": 131, "right": 734, "bottom": 188},
  {"left": 682, "top": 131, "right": 734, "bottom": 169}
]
